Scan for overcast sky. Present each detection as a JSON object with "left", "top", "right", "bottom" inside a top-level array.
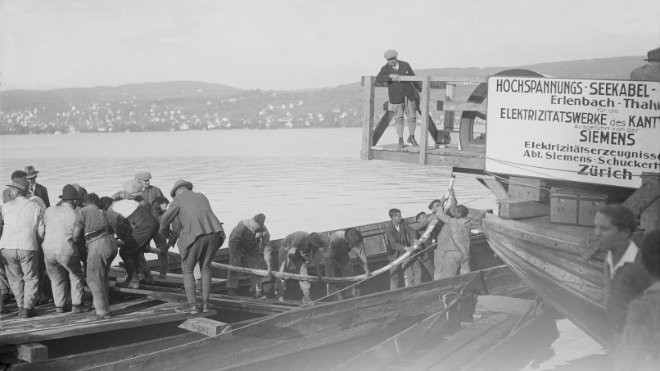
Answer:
[{"left": 1, "top": 0, "right": 658, "bottom": 91}]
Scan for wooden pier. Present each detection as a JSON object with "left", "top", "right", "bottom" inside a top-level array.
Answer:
[{"left": 361, "top": 75, "right": 488, "bottom": 171}]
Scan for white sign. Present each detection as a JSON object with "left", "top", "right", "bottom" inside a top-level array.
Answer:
[{"left": 485, "top": 77, "right": 660, "bottom": 188}]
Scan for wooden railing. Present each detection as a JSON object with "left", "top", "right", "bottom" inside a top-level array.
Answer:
[{"left": 361, "top": 75, "right": 488, "bottom": 165}]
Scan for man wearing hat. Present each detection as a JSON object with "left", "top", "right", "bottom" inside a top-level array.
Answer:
[
  {"left": 159, "top": 179, "right": 225, "bottom": 314},
  {"left": 631, "top": 47, "right": 660, "bottom": 82},
  {"left": 135, "top": 171, "right": 170, "bottom": 279},
  {"left": 110, "top": 178, "right": 159, "bottom": 289},
  {"left": 41, "top": 184, "right": 86, "bottom": 313},
  {"left": 0, "top": 178, "right": 45, "bottom": 318},
  {"left": 24, "top": 165, "right": 50, "bottom": 208},
  {"left": 324, "top": 227, "right": 370, "bottom": 300},
  {"left": 1, "top": 170, "right": 29, "bottom": 310},
  {"left": 226, "top": 213, "right": 273, "bottom": 299},
  {"left": 376, "top": 50, "right": 421, "bottom": 148}
]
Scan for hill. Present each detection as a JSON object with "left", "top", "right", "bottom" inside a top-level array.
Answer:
[{"left": 0, "top": 56, "right": 647, "bottom": 135}]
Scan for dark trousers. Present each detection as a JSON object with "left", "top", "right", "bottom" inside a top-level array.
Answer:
[{"left": 181, "top": 232, "right": 224, "bottom": 306}]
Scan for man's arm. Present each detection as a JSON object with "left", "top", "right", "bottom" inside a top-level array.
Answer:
[
  {"left": 159, "top": 201, "right": 179, "bottom": 233},
  {"left": 376, "top": 65, "right": 391, "bottom": 83},
  {"left": 355, "top": 244, "right": 370, "bottom": 277},
  {"left": 384, "top": 224, "right": 411, "bottom": 253}
]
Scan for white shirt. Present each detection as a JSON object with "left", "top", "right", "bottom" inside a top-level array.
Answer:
[
  {"left": 606, "top": 240, "right": 639, "bottom": 280},
  {"left": 0, "top": 196, "right": 44, "bottom": 251}
]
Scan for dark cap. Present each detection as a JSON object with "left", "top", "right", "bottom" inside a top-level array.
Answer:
[{"left": 253, "top": 213, "right": 266, "bottom": 225}]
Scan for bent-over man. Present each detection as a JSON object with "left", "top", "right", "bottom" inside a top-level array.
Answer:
[
  {"left": 324, "top": 228, "right": 370, "bottom": 300},
  {"left": 274, "top": 231, "right": 323, "bottom": 304},
  {"left": 226, "top": 213, "right": 272, "bottom": 299}
]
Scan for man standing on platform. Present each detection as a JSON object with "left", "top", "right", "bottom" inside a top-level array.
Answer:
[
  {"left": 226, "top": 213, "right": 272, "bottom": 299},
  {"left": 41, "top": 184, "right": 86, "bottom": 313},
  {"left": 159, "top": 179, "right": 225, "bottom": 314},
  {"left": 0, "top": 178, "right": 45, "bottom": 318},
  {"left": 376, "top": 49, "right": 421, "bottom": 148},
  {"left": 324, "top": 228, "right": 370, "bottom": 300},
  {"left": 24, "top": 165, "right": 50, "bottom": 208},
  {"left": 594, "top": 204, "right": 652, "bottom": 347},
  {"left": 384, "top": 208, "right": 421, "bottom": 289}
]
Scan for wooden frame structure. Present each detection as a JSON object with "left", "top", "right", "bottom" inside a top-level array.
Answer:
[{"left": 361, "top": 75, "right": 488, "bottom": 171}]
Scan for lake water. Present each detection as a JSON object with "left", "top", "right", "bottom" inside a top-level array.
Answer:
[{"left": 0, "top": 127, "right": 605, "bottom": 369}]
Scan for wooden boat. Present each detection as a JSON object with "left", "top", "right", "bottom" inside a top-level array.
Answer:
[
  {"left": 0, "top": 213, "right": 504, "bottom": 370},
  {"left": 3, "top": 265, "right": 530, "bottom": 371}
]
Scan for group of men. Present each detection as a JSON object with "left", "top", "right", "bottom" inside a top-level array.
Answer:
[{"left": 0, "top": 167, "right": 183, "bottom": 319}]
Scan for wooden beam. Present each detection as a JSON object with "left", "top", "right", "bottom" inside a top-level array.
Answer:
[
  {"left": 475, "top": 295, "right": 534, "bottom": 316},
  {"left": 437, "top": 101, "right": 488, "bottom": 112},
  {"left": 444, "top": 84, "right": 455, "bottom": 131},
  {"left": 17, "top": 343, "right": 48, "bottom": 363},
  {"left": 477, "top": 176, "right": 509, "bottom": 200},
  {"left": 498, "top": 200, "right": 550, "bottom": 220},
  {"left": 179, "top": 317, "right": 232, "bottom": 337},
  {"left": 419, "top": 75, "right": 431, "bottom": 165},
  {"left": 361, "top": 76, "right": 375, "bottom": 160}
]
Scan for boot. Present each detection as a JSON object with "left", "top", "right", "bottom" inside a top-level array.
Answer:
[
  {"left": 407, "top": 136, "right": 419, "bottom": 146},
  {"left": 398, "top": 138, "right": 405, "bottom": 148}
]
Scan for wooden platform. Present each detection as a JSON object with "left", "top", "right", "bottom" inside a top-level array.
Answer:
[
  {"left": 371, "top": 143, "right": 485, "bottom": 170},
  {"left": 0, "top": 298, "right": 215, "bottom": 345}
]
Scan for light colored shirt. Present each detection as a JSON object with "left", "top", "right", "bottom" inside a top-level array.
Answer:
[
  {"left": 606, "top": 241, "right": 639, "bottom": 280},
  {"left": 0, "top": 196, "right": 44, "bottom": 251},
  {"left": 41, "top": 203, "right": 78, "bottom": 256}
]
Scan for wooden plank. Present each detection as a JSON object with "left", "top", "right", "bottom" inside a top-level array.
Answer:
[
  {"left": 437, "top": 101, "right": 488, "bottom": 112},
  {"left": 372, "top": 110, "right": 392, "bottom": 146},
  {"left": 475, "top": 295, "right": 534, "bottom": 316},
  {"left": 477, "top": 176, "right": 509, "bottom": 200},
  {"left": 407, "top": 313, "right": 510, "bottom": 371},
  {"left": 179, "top": 317, "right": 232, "bottom": 337},
  {"left": 1, "top": 303, "right": 216, "bottom": 345},
  {"left": 17, "top": 343, "right": 48, "bottom": 363},
  {"left": 498, "top": 200, "right": 549, "bottom": 219},
  {"left": 361, "top": 76, "right": 375, "bottom": 160},
  {"left": 419, "top": 75, "right": 431, "bottom": 165}
]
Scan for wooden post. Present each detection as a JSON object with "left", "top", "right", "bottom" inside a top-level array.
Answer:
[
  {"left": 361, "top": 76, "right": 375, "bottom": 160},
  {"left": 640, "top": 172, "right": 660, "bottom": 231},
  {"left": 445, "top": 83, "right": 456, "bottom": 149},
  {"left": 419, "top": 75, "right": 431, "bottom": 165}
]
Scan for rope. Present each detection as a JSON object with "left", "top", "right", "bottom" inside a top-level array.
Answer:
[{"left": 81, "top": 239, "right": 443, "bottom": 370}]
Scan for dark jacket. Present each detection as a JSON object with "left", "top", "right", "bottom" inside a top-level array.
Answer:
[
  {"left": 33, "top": 183, "right": 50, "bottom": 208},
  {"left": 159, "top": 189, "right": 224, "bottom": 251},
  {"left": 376, "top": 60, "right": 420, "bottom": 104},
  {"left": 604, "top": 247, "right": 652, "bottom": 339},
  {"left": 384, "top": 220, "right": 417, "bottom": 261},
  {"left": 228, "top": 219, "right": 267, "bottom": 257}
]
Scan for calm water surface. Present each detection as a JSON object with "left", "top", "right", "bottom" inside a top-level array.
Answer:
[{"left": 0, "top": 127, "right": 605, "bottom": 369}]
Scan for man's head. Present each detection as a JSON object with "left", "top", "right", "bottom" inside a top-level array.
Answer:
[
  {"left": 389, "top": 208, "right": 402, "bottom": 224},
  {"left": 344, "top": 227, "right": 363, "bottom": 248},
  {"left": 122, "top": 178, "right": 143, "bottom": 200},
  {"left": 253, "top": 213, "right": 266, "bottom": 226},
  {"left": 83, "top": 193, "right": 100, "bottom": 207},
  {"left": 428, "top": 199, "right": 443, "bottom": 214},
  {"left": 135, "top": 172, "right": 152, "bottom": 189},
  {"left": 416, "top": 211, "right": 428, "bottom": 223},
  {"left": 170, "top": 179, "right": 193, "bottom": 198},
  {"left": 645, "top": 46, "right": 660, "bottom": 63},
  {"left": 59, "top": 184, "right": 82, "bottom": 205},
  {"left": 594, "top": 204, "right": 637, "bottom": 252},
  {"left": 10, "top": 170, "right": 27, "bottom": 181},
  {"left": 384, "top": 49, "right": 398, "bottom": 67},
  {"left": 99, "top": 196, "right": 114, "bottom": 211},
  {"left": 641, "top": 229, "right": 660, "bottom": 279},
  {"left": 24, "top": 165, "right": 39, "bottom": 186},
  {"left": 5, "top": 178, "right": 30, "bottom": 199},
  {"left": 451, "top": 205, "right": 469, "bottom": 218}
]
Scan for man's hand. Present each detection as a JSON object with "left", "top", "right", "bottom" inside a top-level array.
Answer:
[
  {"left": 363, "top": 270, "right": 371, "bottom": 279},
  {"left": 265, "top": 269, "right": 273, "bottom": 279}
]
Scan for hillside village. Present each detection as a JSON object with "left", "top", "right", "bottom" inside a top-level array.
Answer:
[{"left": 0, "top": 57, "right": 644, "bottom": 135}]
